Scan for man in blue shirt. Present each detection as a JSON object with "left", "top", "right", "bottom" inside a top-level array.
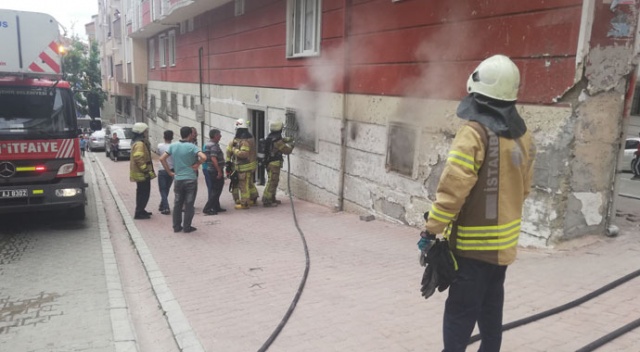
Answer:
[{"left": 159, "top": 126, "right": 207, "bottom": 233}]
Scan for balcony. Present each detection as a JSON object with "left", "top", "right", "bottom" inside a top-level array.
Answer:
[{"left": 130, "top": 0, "right": 232, "bottom": 39}]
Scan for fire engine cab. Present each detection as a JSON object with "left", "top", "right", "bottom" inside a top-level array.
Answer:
[{"left": 0, "top": 9, "right": 87, "bottom": 220}]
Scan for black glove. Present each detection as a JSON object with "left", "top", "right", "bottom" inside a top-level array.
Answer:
[{"left": 420, "top": 238, "right": 457, "bottom": 299}]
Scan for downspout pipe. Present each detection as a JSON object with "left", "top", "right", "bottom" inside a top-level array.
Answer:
[
  {"left": 199, "top": 46, "right": 204, "bottom": 146},
  {"left": 337, "top": 0, "right": 351, "bottom": 211}
]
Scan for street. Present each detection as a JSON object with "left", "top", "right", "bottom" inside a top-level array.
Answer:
[
  {"left": 0, "top": 189, "right": 114, "bottom": 351},
  {"left": 0, "top": 149, "right": 639, "bottom": 352}
]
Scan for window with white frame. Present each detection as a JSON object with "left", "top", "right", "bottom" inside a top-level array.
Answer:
[
  {"left": 235, "top": 0, "right": 245, "bottom": 16},
  {"left": 286, "top": 0, "right": 321, "bottom": 57},
  {"left": 149, "top": 39, "right": 155, "bottom": 69},
  {"left": 168, "top": 30, "right": 176, "bottom": 66},
  {"left": 159, "top": 34, "right": 167, "bottom": 67}
]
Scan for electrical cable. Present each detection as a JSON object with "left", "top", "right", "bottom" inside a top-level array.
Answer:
[
  {"left": 467, "top": 268, "right": 640, "bottom": 345},
  {"left": 256, "top": 154, "right": 310, "bottom": 352}
]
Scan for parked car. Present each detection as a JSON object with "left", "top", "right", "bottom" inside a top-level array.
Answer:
[
  {"left": 88, "top": 128, "right": 107, "bottom": 151},
  {"left": 105, "top": 126, "right": 134, "bottom": 161},
  {"left": 620, "top": 137, "right": 640, "bottom": 172}
]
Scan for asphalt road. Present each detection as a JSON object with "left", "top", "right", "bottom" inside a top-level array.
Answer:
[{"left": 0, "top": 185, "right": 114, "bottom": 351}]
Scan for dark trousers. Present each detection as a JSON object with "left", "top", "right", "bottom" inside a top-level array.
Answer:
[
  {"left": 443, "top": 256, "right": 507, "bottom": 352},
  {"left": 135, "top": 179, "right": 151, "bottom": 216},
  {"left": 203, "top": 168, "right": 213, "bottom": 200},
  {"left": 157, "top": 169, "right": 174, "bottom": 211},
  {"left": 203, "top": 171, "right": 225, "bottom": 212},
  {"left": 173, "top": 179, "right": 197, "bottom": 230}
]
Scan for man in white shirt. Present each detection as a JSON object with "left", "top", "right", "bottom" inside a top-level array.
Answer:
[{"left": 157, "top": 130, "right": 174, "bottom": 215}]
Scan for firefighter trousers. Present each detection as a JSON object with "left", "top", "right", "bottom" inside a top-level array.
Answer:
[
  {"left": 442, "top": 256, "right": 507, "bottom": 352},
  {"left": 262, "top": 163, "right": 281, "bottom": 204},
  {"left": 237, "top": 171, "right": 258, "bottom": 206}
]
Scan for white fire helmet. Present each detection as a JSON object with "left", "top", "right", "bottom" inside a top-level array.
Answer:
[
  {"left": 270, "top": 120, "right": 283, "bottom": 132},
  {"left": 132, "top": 122, "right": 149, "bottom": 134},
  {"left": 235, "top": 119, "right": 248, "bottom": 129},
  {"left": 466, "top": 54, "right": 520, "bottom": 101}
]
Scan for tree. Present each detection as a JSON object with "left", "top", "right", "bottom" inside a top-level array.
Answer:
[{"left": 61, "top": 37, "right": 106, "bottom": 118}]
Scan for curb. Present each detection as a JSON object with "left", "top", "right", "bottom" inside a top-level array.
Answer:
[
  {"left": 87, "top": 154, "right": 139, "bottom": 352},
  {"left": 92, "top": 155, "right": 206, "bottom": 352}
]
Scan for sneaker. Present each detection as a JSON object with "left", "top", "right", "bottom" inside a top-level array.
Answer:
[
  {"left": 235, "top": 204, "right": 250, "bottom": 210},
  {"left": 183, "top": 226, "right": 197, "bottom": 233},
  {"left": 134, "top": 213, "right": 151, "bottom": 220},
  {"left": 632, "top": 175, "right": 640, "bottom": 180},
  {"left": 173, "top": 227, "right": 183, "bottom": 233},
  {"left": 161, "top": 209, "right": 171, "bottom": 215},
  {"left": 143, "top": 210, "right": 153, "bottom": 216},
  {"left": 204, "top": 210, "right": 217, "bottom": 216}
]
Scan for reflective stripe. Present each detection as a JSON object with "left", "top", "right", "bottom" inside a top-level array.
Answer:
[
  {"left": 448, "top": 150, "right": 479, "bottom": 172},
  {"left": 455, "top": 219, "right": 521, "bottom": 251},
  {"left": 236, "top": 160, "right": 257, "bottom": 172},
  {"left": 430, "top": 205, "right": 456, "bottom": 223}
]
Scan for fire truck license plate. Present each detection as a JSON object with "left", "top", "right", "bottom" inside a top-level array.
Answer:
[{"left": 0, "top": 189, "right": 27, "bottom": 198}]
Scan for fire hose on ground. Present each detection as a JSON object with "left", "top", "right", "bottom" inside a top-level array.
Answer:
[
  {"left": 466, "top": 267, "right": 640, "bottom": 351},
  {"left": 256, "top": 154, "right": 310, "bottom": 352}
]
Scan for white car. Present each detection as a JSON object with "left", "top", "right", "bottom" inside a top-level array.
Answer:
[
  {"left": 621, "top": 137, "right": 640, "bottom": 172},
  {"left": 105, "top": 126, "right": 134, "bottom": 161},
  {"left": 88, "top": 129, "right": 107, "bottom": 151}
]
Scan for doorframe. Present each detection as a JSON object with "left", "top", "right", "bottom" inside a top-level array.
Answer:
[{"left": 245, "top": 105, "right": 267, "bottom": 185}]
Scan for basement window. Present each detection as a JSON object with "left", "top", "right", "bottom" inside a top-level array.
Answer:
[
  {"left": 285, "top": 108, "right": 316, "bottom": 152},
  {"left": 170, "top": 93, "right": 178, "bottom": 119},
  {"left": 386, "top": 122, "right": 417, "bottom": 177}
]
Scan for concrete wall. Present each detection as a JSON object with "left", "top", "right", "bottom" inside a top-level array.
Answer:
[{"left": 145, "top": 77, "right": 635, "bottom": 248}]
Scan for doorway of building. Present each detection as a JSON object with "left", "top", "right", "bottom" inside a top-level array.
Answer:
[{"left": 249, "top": 109, "right": 266, "bottom": 185}]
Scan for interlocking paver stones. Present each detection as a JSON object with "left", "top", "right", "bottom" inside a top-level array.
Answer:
[{"left": 94, "top": 151, "right": 640, "bottom": 352}]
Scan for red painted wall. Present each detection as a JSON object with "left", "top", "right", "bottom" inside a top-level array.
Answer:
[{"left": 148, "top": 0, "right": 584, "bottom": 104}]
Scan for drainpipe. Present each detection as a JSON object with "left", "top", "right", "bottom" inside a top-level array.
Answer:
[
  {"left": 337, "top": 0, "right": 351, "bottom": 211},
  {"left": 199, "top": 46, "right": 204, "bottom": 146}
]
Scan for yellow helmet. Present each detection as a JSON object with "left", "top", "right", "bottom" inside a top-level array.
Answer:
[
  {"left": 467, "top": 54, "right": 520, "bottom": 101},
  {"left": 132, "top": 122, "right": 149, "bottom": 134},
  {"left": 235, "top": 119, "right": 249, "bottom": 129},
  {"left": 270, "top": 120, "right": 283, "bottom": 132}
]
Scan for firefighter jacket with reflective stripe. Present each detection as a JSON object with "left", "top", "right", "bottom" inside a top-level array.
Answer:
[
  {"left": 267, "top": 136, "right": 294, "bottom": 167},
  {"left": 228, "top": 137, "right": 257, "bottom": 172},
  {"left": 425, "top": 121, "right": 536, "bottom": 265},
  {"left": 130, "top": 140, "right": 156, "bottom": 182}
]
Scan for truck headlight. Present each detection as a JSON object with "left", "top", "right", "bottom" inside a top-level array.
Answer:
[{"left": 55, "top": 188, "right": 82, "bottom": 197}]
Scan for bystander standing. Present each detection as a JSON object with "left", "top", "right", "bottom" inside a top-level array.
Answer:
[{"left": 160, "top": 126, "right": 206, "bottom": 233}]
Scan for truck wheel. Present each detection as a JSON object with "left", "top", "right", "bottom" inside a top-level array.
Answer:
[{"left": 68, "top": 206, "right": 86, "bottom": 221}]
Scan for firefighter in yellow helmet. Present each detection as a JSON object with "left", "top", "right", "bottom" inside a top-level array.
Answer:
[
  {"left": 129, "top": 122, "right": 156, "bottom": 219},
  {"left": 419, "top": 55, "right": 536, "bottom": 350},
  {"left": 226, "top": 119, "right": 259, "bottom": 209},
  {"left": 261, "top": 120, "right": 294, "bottom": 207}
]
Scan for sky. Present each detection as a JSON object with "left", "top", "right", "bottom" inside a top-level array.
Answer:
[{"left": 3, "top": 0, "right": 98, "bottom": 39}]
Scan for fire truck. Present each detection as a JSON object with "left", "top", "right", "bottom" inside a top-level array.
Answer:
[{"left": 0, "top": 9, "right": 88, "bottom": 220}]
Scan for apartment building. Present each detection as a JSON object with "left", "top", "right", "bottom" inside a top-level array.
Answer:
[{"left": 95, "top": 0, "right": 640, "bottom": 246}]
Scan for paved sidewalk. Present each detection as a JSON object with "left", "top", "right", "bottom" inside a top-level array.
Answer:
[{"left": 90, "top": 151, "right": 640, "bottom": 352}]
